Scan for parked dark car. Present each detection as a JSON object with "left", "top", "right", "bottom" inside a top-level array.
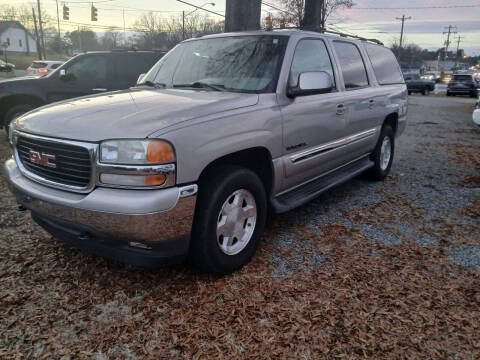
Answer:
[
  {"left": 447, "top": 74, "right": 479, "bottom": 98},
  {"left": 0, "top": 51, "right": 164, "bottom": 134},
  {"left": 404, "top": 73, "right": 435, "bottom": 95}
]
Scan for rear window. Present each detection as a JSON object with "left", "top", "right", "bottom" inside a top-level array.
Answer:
[
  {"left": 31, "top": 62, "right": 47, "bottom": 68},
  {"left": 453, "top": 75, "right": 473, "bottom": 82},
  {"left": 364, "top": 43, "right": 403, "bottom": 85},
  {"left": 333, "top": 41, "right": 369, "bottom": 89}
]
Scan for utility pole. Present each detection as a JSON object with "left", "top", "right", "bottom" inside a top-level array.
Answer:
[
  {"left": 123, "top": 8, "right": 127, "bottom": 47},
  {"left": 303, "top": 0, "right": 323, "bottom": 30},
  {"left": 225, "top": 0, "right": 261, "bottom": 32},
  {"left": 32, "top": 7, "right": 42, "bottom": 60},
  {"left": 443, "top": 25, "right": 457, "bottom": 61},
  {"left": 55, "top": 0, "right": 60, "bottom": 37},
  {"left": 55, "top": 0, "right": 61, "bottom": 52},
  {"left": 78, "top": 26, "right": 83, "bottom": 52},
  {"left": 37, "top": 0, "right": 46, "bottom": 59},
  {"left": 182, "top": 11, "right": 186, "bottom": 40},
  {"left": 454, "top": 35, "right": 465, "bottom": 67},
  {"left": 395, "top": 15, "right": 411, "bottom": 49}
]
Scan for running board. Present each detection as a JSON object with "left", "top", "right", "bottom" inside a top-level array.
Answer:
[{"left": 271, "top": 157, "right": 374, "bottom": 214}]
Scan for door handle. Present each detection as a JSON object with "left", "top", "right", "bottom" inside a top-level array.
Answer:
[
  {"left": 336, "top": 104, "right": 345, "bottom": 116},
  {"left": 368, "top": 99, "right": 375, "bottom": 109},
  {"left": 92, "top": 88, "right": 107, "bottom": 92}
]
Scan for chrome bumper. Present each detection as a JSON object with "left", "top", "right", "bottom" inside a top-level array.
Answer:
[{"left": 3, "top": 158, "right": 197, "bottom": 265}]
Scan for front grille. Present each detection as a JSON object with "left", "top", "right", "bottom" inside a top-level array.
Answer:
[{"left": 16, "top": 136, "right": 92, "bottom": 188}]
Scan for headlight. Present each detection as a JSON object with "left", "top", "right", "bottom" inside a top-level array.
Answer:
[
  {"left": 98, "top": 139, "right": 175, "bottom": 189},
  {"left": 100, "top": 139, "right": 174, "bottom": 164}
]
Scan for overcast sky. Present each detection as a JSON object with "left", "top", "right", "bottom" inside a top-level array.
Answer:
[{"left": 3, "top": 0, "right": 480, "bottom": 55}]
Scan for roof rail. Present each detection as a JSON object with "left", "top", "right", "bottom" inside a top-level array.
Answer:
[{"left": 283, "top": 25, "right": 384, "bottom": 46}]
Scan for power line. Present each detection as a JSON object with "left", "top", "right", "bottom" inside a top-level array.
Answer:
[{"left": 353, "top": 4, "right": 480, "bottom": 10}]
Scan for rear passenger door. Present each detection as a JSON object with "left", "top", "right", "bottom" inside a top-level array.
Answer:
[{"left": 331, "top": 41, "right": 379, "bottom": 161}]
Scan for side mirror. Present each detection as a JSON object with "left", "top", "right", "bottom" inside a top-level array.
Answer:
[
  {"left": 288, "top": 71, "right": 333, "bottom": 98},
  {"left": 137, "top": 73, "right": 146, "bottom": 85}
]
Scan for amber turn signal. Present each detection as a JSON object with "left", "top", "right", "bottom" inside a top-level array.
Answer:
[
  {"left": 147, "top": 141, "right": 174, "bottom": 163},
  {"left": 145, "top": 174, "right": 167, "bottom": 186}
]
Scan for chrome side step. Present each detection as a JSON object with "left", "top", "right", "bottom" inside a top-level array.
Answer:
[{"left": 271, "top": 157, "right": 374, "bottom": 214}]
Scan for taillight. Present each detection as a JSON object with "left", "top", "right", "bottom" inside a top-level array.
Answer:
[{"left": 38, "top": 68, "right": 49, "bottom": 74}]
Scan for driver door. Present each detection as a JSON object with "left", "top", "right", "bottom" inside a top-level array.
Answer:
[
  {"left": 46, "top": 54, "right": 109, "bottom": 103},
  {"left": 280, "top": 38, "right": 348, "bottom": 190}
]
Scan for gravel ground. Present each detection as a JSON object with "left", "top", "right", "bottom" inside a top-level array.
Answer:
[{"left": 0, "top": 95, "right": 479, "bottom": 359}]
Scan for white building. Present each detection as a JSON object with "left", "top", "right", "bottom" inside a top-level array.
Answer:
[{"left": 0, "top": 21, "right": 37, "bottom": 55}]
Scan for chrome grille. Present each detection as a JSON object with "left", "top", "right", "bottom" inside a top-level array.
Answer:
[{"left": 16, "top": 136, "right": 92, "bottom": 188}]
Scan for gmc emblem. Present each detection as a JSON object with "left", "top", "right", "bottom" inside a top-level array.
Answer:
[{"left": 28, "top": 150, "right": 57, "bottom": 168}]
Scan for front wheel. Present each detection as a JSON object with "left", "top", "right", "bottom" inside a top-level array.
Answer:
[
  {"left": 367, "top": 125, "right": 395, "bottom": 181},
  {"left": 190, "top": 165, "right": 267, "bottom": 275}
]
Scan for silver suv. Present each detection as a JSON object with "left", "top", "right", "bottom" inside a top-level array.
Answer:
[{"left": 4, "top": 30, "right": 407, "bottom": 274}]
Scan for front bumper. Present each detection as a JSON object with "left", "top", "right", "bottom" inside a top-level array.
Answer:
[{"left": 3, "top": 158, "right": 197, "bottom": 267}]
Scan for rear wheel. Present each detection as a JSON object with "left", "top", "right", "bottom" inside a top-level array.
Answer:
[
  {"left": 4, "top": 104, "right": 35, "bottom": 136},
  {"left": 367, "top": 125, "right": 395, "bottom": 181},
  {"left": 422, "top": 88, "right": 430, "bottom": 96},
  {"left": 190, "top": 165, "right": 267, "bottom": 275}
]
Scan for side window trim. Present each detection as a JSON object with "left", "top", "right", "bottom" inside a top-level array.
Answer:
[
  {"left": 332, "top": 40, "right": 371, "bottom": 91},
  {"left": 287, "top": 37, "right": 339, "bottom": 94}
]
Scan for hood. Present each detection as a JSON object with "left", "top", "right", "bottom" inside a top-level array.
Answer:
[
  {"left": 15, "top": 88, "right": 259, "bottom": 142},
  {"left": 0, "top": 75, "right": 41, "bottom": 85}
]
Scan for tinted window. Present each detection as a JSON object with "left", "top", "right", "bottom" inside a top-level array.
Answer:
[
  {"left": 364, "top": 43, "right": 403, "bottom": 85},
  {"left": 113, "top": 54, "right": 159, "bottom": 84},
  {"left": 65, "top": 55, "right": 108, "bottom": 83},
  {"left": 333, "top": 41, "right": 369, "bottom": 89},
  {"left": 453, "top": 75, "right": 473, "bottom": 82},
  {"left": 50, "top": 63, "right": 61, "bottom": 69},
  {"left": 31, "top": 62, "right": 47, "bottom": 68},
  {"left": 289, "top": 39, "right": 335, "bottom": 87},
  {"left": 404, "top": 74, "right": 419, "bottom": 81}
]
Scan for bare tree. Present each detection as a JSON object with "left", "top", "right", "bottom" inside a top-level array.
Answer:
[
  {"left": 101, "top": 27, "right": 121, "bottom": 50},
  {"left": 278, "top": 0, "right": 354, "bottom": 27},
  {"left": 134, "top": 12, "right": 223, "bottom": 50}
]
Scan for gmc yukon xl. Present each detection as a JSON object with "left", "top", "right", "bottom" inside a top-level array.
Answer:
[{"left": 4, "top": 30, "right": 408, "bottom": 274}]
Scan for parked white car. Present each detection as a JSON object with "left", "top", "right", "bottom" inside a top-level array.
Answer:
[
  {"left": 473, "top": 99, "right": 480, "bottom": 126},
  {"left": 26, "top": 60, "right": 64, "bottom": 76}
]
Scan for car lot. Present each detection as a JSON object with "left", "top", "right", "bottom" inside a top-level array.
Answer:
[{"left": 0, "top": 96, "right": 479, "bottom": 358}]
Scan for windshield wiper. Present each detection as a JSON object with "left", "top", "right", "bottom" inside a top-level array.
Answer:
[
  {"left": 174, "top": 82, "right": 226, "bottom": 92},
  {"left": 137, "top": 81, "right": 166, "bottom": 88}
]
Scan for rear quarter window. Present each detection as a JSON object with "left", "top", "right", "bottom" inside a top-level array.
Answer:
[
  {"left": 364, "top": 43, "right": 404, "bottom": 85},
  {"left": 31, "top": 62, "right": 47, "bottom": 68}
]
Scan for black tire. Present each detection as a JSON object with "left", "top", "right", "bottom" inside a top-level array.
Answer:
[
  {"left": 422, "top": 88, "right": 430, "bottom": 96},
  {"left": 367, "top": 125, "right": 395, "bottom": 181},
  {"left": 408, "top": 91, "right": 412, "bottom": 95},
  {"left": 4, "top": 104, "right": 35, "bottom": 136},
  {"left": 446, "top": 92, "right": 451, "bottom": 96},
  {"left": 471, "top": 91, "right": 477, "bottom": 98},
  {"left": 189, "top": 165, "right": 267, "bottom": 275}
]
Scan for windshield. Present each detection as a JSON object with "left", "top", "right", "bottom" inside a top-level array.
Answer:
[
  {"left": 453, "top": 75, "right": 472, "bottom": 82},
  {"left": 142, "top": 35, "right": 289, "bottom": 93}
]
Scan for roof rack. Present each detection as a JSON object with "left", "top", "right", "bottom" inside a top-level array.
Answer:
[{"left": 282, "top": 25, "right": 384, "bottom": 46}]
